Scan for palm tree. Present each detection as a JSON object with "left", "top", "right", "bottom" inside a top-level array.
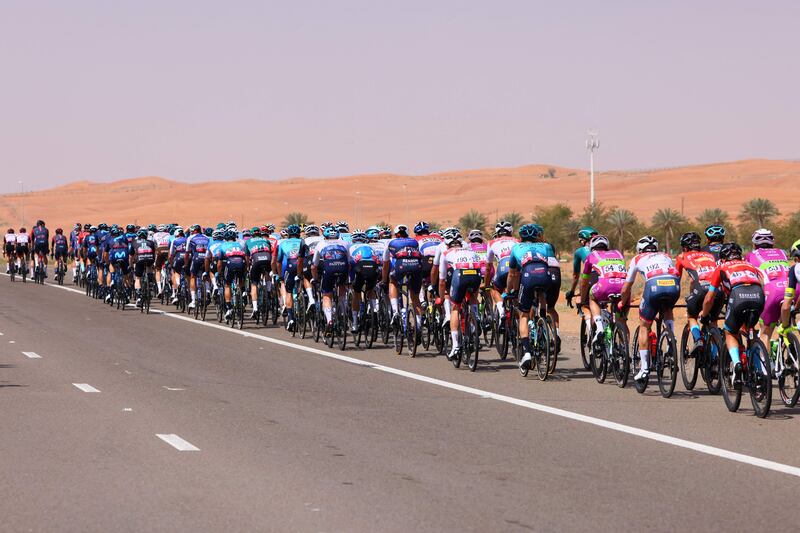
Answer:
[
  {"left": 579, "top": 202, "right": 609, "bottom": 233},
  {"left": 651, "top": 208, "right": 688, "bottom": 253},
  {"left": 282, "top": 212, "right": 311, "bottom": 227},
  {"left": 695, "top": 208, "right": 730, "bottom": 229},
  {"left": 607, "top": 208, "right": 640, "bottom": 251},
  {"left": 739, "top": 198, "right": 779, "bottom": 228},
  {"left": 499, "top": 211, "right": 526, "bottom": 232},
  {"left": 459, "top": 209, "right": 488, "bottom": 234}
]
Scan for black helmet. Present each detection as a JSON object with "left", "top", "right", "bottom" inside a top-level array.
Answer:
[
  {"left": 719, "top": 242, "right": 743, "bottom": 261},
  {"left": 137, "top": 229, "right": 148, "bottom": 238},
  {"left": 126, "top": 224, "right": 136, "bottom": 232},
  {"left": 679, "top": 232, "right": 701, "bottom": 250},
  {"left": 37, "top": 219, "right": 45, "bottom": 226}
]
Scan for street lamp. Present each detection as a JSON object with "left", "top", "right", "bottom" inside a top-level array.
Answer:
[{"left": 586, "top": 130, "right": 599, "bottom": 205}]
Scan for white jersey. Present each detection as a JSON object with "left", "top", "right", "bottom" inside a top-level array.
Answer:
[
  {"left": 625, "top": 252, "right": 679, "bottom": 283},
  {"left": 4, "top": 233, "right": 17, "bottom": 244},
  {"left": 485, "top": 236, "right": 518, "bottom": 264},
  {"left": 152, "top": 231, "right": 171, "bottom": 248},
  {"left": 16, "top": 233, "right": 29, "bottom": 245},
  {"left": 432, "top": 241, "right": 448, "bottom": 267},
  {"left": 438, "top": 245, "right": 483, "bottom": 280},
  {"left": 368, "top": 241, "right": 386, "bottom": 263},
  {"left": 304, "top": 235, "right": 324, "bottom": 256}
]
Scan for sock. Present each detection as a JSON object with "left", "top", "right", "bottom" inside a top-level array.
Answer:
[
  {"left": 370, "top": 298, "right": 378, "bottom": 311},
  {"left": 390, "top": 298, "right": 399, "bottom": 314},
  {"left": 691, "top": 324, "right": 702, "bottom": 342},
  {"left": 521, "top": 337, "right": 531, "bottom": 354},
  {"left": 593, "top": 316, "right": 604, "bottom": 336},
  {"left": 252, "top": 300, "right": 258, "bottom": 311},
  {"left": 639, "top": 349, "right": 650, "bottom": 370},
  {"left": 323, "top": 306, "right": 333, "bottom": 322},
  {"left": 729, "top": 346, "right": 741, "bottom": 365},
  {"left": 305, "top": 287, "right": 315, "bottom": 303},
  {"left": 664, "top": 319, "right": 674, "bottom": 333},
  {"left": 416, "top": 313, "right": 422, "bottom": 328},
  {"left": 191, "top": 292, "right": 196, "bottom": 303},
  {"left": 450, "top": 330, "right": 459, "bottom": 348},
  {"left": 495, "top": 301, "right": 504, "bottom": 316},
  {"left": 444, "top": 299, "right": 452, "bottom": 322},
  {"left": 352, "top": 310, "right": 359, "bottom": 324},
  {"left": 288, "top": 308, "right": 294, "bottom": 321}
]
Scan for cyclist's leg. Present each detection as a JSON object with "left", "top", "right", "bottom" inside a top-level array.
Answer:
[
  {"left": 249, "top": 263, "right": 261, "bottom": 313},
  {"left": 407, "top": 271, "right": 423, "bottom": 328}
]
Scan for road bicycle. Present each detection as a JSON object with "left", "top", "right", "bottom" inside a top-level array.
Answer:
[
  {"left": 392, "top": 274, "right": 418, "bottom": 357},
  {"left": 519, "top": 288, "right": 556, "bottom": 380},
  {"left": 774, "top": 322, "right": 800, "bottom": 407},
  {"left": 631, "top": 306, "right": 680, "bottom": 398},
  {"left": 679, "top": 321, "right": 723, "bottom": 394},
  {"left": 588, "top": 295, "right": 629, "bottom": 387},
  {"left": 719, "top": 309, "right": 772, "bottom": 418},
  {"left": 450, "top": 287, "right": 481, "bottom": 372},
  {"left": 495, "top": 294, "right": 518, "bottom": 361}
]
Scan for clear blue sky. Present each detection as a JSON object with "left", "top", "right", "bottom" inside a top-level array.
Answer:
[{"left": 1, "top": 0, "right": 797, "bottom": 191}]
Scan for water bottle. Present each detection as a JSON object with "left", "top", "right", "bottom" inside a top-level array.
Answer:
[{"left": 770, "top": 340, "right": 779, "bottom": 361}]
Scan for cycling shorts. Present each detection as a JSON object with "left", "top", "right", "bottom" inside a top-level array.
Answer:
[
  {"left": 110, "top": 260, "right": 130, "bottom": 275},
  {"left": 16, "top": 243, "right": 29, "bottom": 258},
  {"left": 320, "top": 263, "right": 349, "bottom": 294},
  {"left": 249, "top": 259, "right": 271, "bottom": 284},
  {"left": 224, "top": 261, "right": 245, "bottom": 285},
  {"left": 282, "top": 262, "right": 299, "bottom": 292},
  {"left": 352, "top": 261, "right": 378, "bottom": 293},
  {"left": 761, "top": 280, "right": 787, "bottom": 326},
  {"left": 639, "top": 276, "right": 680, "bottom": 322},
  {"left": 134, "top": 259, "right": 154, "bottom": 278},
  {"left": 420, "top": 255, "right": 435, "bottom": 281},
  {"left": 491, "top": 258, "right": 511, "bottom": 291},
  {"left": 724, "top": 284, "right": 765, "bottom": 334},
  {"left": 390, "top": 261, "right": 422, "bottom": 294},
  {"left": 518, "top": 262, "right": 551, "bottom": 312},
  {"left": 685, "top": 281, "right": 723, "bottom": 319},
  {"left": 33, "top": 242, "right": 48, "bottom": 256},
  {"left": 154, "top": 248, "right": 169, "bottom": 269},
  {"left": 4, "top": 243, "right": 14, "bottom": 255},
  {"left": 546, "top": 266, "right": 561, "bottom": 308},
  {"left": 590, "top": 278, "right": 625, "bottom": 305},
  {"left": 54, "top": 248, "right": 69, "bottom": 261},
  {"left": 189, "top": 257, "right": 206, "bottom": 277},
  {"left": 449, "top": 269, "right": 480, "bottom": 305}
]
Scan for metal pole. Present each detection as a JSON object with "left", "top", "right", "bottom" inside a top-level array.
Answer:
[
  {"left": 589, "top": 151, "right": 594, "bottom": 205},
  {"left": 586, "top": 130, "right": 599, "bottom": 205},
  {"left": 18, "top": 180, "right": 24, "bottom": 227}
]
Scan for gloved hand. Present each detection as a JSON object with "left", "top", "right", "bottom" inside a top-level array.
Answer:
[
  {"left": 699, "top": 314, "right": 711, "bottom": 326},
  {"left": 776, "top": 323, "right": 796, "bottom": 337},
  {"left": 565, "top": 290, "right": 574, "bottom": 308}
]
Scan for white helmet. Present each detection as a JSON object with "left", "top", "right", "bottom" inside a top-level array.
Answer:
[
  {"left": 157, "top": 224, "right": 167, "bottom": 232},
  {"left": 588, "top": 234, "right": 609, "bottom": 251},
  {"left": 495, "top": 220, "right": 513, "bottom": 235},
  {"left": 751, "top": 228, "right": 774, "bottom": 248},
  {"left": 467, "top": 229, "right": 483, "bottom": 242},
  {"left": 442, "top": 227, "right": 461, "bottom": 246},
  {"left": 636, "top": 235, "right": 658, "bottom": 253}
]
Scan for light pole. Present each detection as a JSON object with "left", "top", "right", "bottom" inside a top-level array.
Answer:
[
  {"left": 402, "top": 184, "right": 409, "bottom": 222},
  {"left": 586, "top": 130, "right": 599, "bottom": 205},
  {"left": 18, "top": 180, "right": 24, "bottom": 227}
]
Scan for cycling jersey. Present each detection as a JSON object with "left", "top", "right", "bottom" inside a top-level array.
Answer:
[
  {"left": 276, "top": 237, "right": 307, "bottom": 290},
  {"left": 439, "top": 245, "right": 483, "bottom": 305},
  {"left": 786, "top": 264, "right": 800, "bottom": 302},
  {"left": 313, "top": 239, "right": 351, "bottom": 294},
  {"left": 32, "top": 226, "right": 49, "bottom": 248},
  {"left": 626, "top": 252, "right": 680, "bottom": 322},
  {"left": 746, "top": 248, "right": 790, "bottom": 325},
  {"left": 708, "top": 260, "right": 763, "bottom": 296},
  {"left": 220, "top": 241, "right": 247, "bottom": 284},
  {"left": 152, "top": 231, "right": 171, "bottom": 249},
  {"left": 170, "top": 236, "right": 188, "bottom": 270},
  {"left": 4, "top": 233, "right": 16, "bottom": 245},
  {"left": 469, "top": 241, "right": 488, "bottom": 276},
  {"left": 581, "top": 250, "right": 626, "bottom": 304},
  {"left": 106, "top": 235, "right": 132, "bottom": 265},
  {"left": 245, "top": 236, "right": 273, "bottom": 264},
  {"left": 339, "top": 232, "right": 353, "bottom": 244},
  {"left": 508, "top": 242, "right": 555, "bottom": 270},
  {"left": 82, "top": 234, "right": 99, "bottom": 259},
  {"left": 486, "top": 236, "right": 518, "bottom": 290},
  {"left": 709, "top": 260, "right": 765, "bottom": 332},
  {"left": 16, "top": 233, "right": 29, "bottom": 245},
  {"left": 186, "top": 234, "right": 210, "bottom": 276},
  {"left": 625, "top": 252, "right": 679, "bottom": 284},
  {"left": 52, "top": 234, "right": 69, "bottom": 259},
  {"left": 572, "top": 246, "right": 591, "bottom": 276},
  {"left": 383, "top": 237, "right": 422, "bottom": 292},
  {"left": 369, "top": 241, "right": 386, "bottom": 264},
  {"left": 702, "top": 242, "right": 724, "bottom": 260},
  {"left": 349, "top": 242, "right": 379, "bottom": 292},
  {"left": 675, "top": 250, "right": 717, "bottom": 284},
  {"left": 417, "top": 234, "right": 443, "bottom": 279},
  {"left": 133, "top": 238, "right": 157, "bottom": 277}
]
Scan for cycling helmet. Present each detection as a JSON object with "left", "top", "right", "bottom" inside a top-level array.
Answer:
[
  {"left": 147, "top": 224, "right": 157, "bottom": 232},
  {"left": 321, "top": 221, "right": 333, "bottom": 229},
  {"left": 704, "top": 225, "right": 726, "bottom": 240},
  {"left": 414, "top": 221, "right": 430, "bottom": 235},
  {"left": 186, "top": 224, "right": 198, "bottom": 233},
  {"left": 37, "top": 219, "right": 44, "bottom": 227},
  {"left": 751, "top": 228, "right": 774, "bottom": 248},
  {"left": 7, "top": 228, "right": 13, "bottom": 233},
  {"left": 286, "top": 224, "right": 301, "bottom": 237},
  {"left": 266, "top": 224, "right": 276, "bottom": 233},
  {"left": 578, "top": 226, "right": 598, "bottom": 241},
  {"left": 215, "top": 222, "right": 225, "bottom": 230},
  {"left": 174, "top": 226, "right": 184, "bottom": 235},
  {"left": 223, "top": 230, "right": 236, "bottom": 241},
  {"left": 518, "top": 224, "right": 543, "bottom": 241},
  {"left": 157, "top": 224, "right": 168, "bottom": 232},
  {"left": 251, "top": 226, "right": 261, "bottom": 236},
  {"left": 495, "top": 220, "right": 513, "bottom": 236},
  {"left": 124, "top": 224, "right": 135, "bottom": 232},
  {"left": 137, "top": 229, "right": 148, "bottom": 238},
  {"left": 89, "top": 226, "right": 97, "bottom": 233},
  {"left": 336, "top": 220, "right": 349, "bottom": 232},
  {"left": 443, "top": 228, "right": 462, "bottom": 246},
  {"left": 98, "top": 223, "right": 108, "bottom": 231},
  {"left": 636, "top": 235, "right": 658, "bottom": 253},
  {"left": 204, "top": 227, "right": 213, "bottom": 236},
  {"left": 111, "top": 227, "right": 123, "bottom": 237},
  {"left": 379, "top": 229, "right": 392, "bottom": 240},
  {"left": 19, "top": 227, "right": 26, "bottom": 233},
  {"left": 323, "top": 226, "right": 339, "bottom": 239},
  {"left": 74, "top": 223, "right": 81, "bottom": 230},
  {"left": 54, "top": 227, "right": 62, "bottom": 234},
  {"left": 365, "top": 226, "right": 380, "bottom": 240},
  {"left": 352, "top": 231, "right": 368, "bottom": 243},
  {"left": 588, "top": 234, "right": 609, "bottom": 251},
  {"left": 791, "top": 239, "right": 800, "bottom": 258},
  {"left": 211, "top": 229, "right": 223, "bottom": 240},
  {"left": 679, "top": 232, "right": 701, "bottom": 250},
  {"left": 468, "top": 229, "right": 484, "bottom": 243},
  {"left": 719, "top": 242, "right": 743, "bottom": 261},
  {"left": 83, "top": 223, "right": 91, "bottom": 231},
  {"left": 242, "top": 228, "right": 252, "bottom": 238},
  {"left": 393, "top": 224, "right": 409, "bottom": 237},
  {"left": 280, "top": 229, "right": 288, "bottom": 238},
  {"left": 304, "top": 224, "right": 320, "bottom": 237}
]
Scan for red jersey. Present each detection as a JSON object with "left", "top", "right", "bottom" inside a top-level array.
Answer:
[
  {"left": 709, "top": 259, "right": 762, "bottom": 295},
  {"left": 675, "top": 250, "right": 717, "bottom": 284},
  {"left": 78, "top": 231, "right": 89, "bottom": 246}
]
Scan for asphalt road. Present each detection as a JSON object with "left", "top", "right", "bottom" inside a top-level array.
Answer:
[{"left": 1, "top": 276, "right": 799, "bottom": 532}]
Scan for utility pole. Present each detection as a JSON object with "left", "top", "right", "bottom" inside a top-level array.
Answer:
[{"left": 586, "top": 130, "right": 599, "bottom": 205}]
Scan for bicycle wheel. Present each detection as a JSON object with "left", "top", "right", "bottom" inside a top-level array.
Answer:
[
  {"left": 656, "top": 326, "right": 678, "bottom": 398},
  {"left": 611, "top": 322, "right": 630, "bottom": 388},
  {"left": 434, "top": 308, "right": 445, "bottom": 355},
  {"left": 535, "top": 318, "right": 550, "bottom": 381},
  {"left": 679, "top": 323, "right": 700, "bottom": 391},
  {"left": 314, "top": 304, "right": 323, "bottom": 343},
  {"left": 704, "top": 328, "right": 723, "bottom": 395},
  {"left": 380, "top": 299, "right": 391, "bottom": 346},
  {"left": 465, "top": 312, "right": 480, "bottom": 372},
  {"left": 393, "top": 313, "right": 403, "bottom": 355},
  {"left": 545, "top": 317, "right": 557, "bottom": 375},
  {"left": 719, "top": 344, "right": 742, "bottom": 413},
  {"left": 421, "top": 307, "right": 432, "bottom": 351},
  {"left": 631, "top": 327, "right": 648, "bottom": 393},
  {"left": 144, "top": 283, "right": 151, "bottom": 314},
  {"left": 748, "top": 339, "right": 772, "bottom": 418},
  {"left": 236, "top": 294, "right": 245, "bottom": 330},
  {"left": 338, "top": 305, "right": 348, "bottom": 351},
  {"left": 590, "top": 325, "right": 607, "bottom": 384},
  {"left": 193, "top": 288, "right": 201, "bottom": 319},
  {"left": 407, "top": 313, "right": 418, "bottom": 358},
  {"left": 200, "top": 284, "right": 208, "bottom": 321},
  {"left": 496, "top": 308, "right": 508, "bottom": 359},
  {"left": 452, "top": 325, "right": 462, "bottom": 369},
  {"left": 778, "top": 331, "right": 800, "bottom": 407},
  {"left": 579, "top": 316, "right": 591, "bottom": 370}
]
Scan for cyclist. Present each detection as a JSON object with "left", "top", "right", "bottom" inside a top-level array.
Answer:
[
  {"left": 51, "top": 228, "right": 69, "bottom": 278},
  {"left": 438, "top": 228, "right": 483, "bottom": 360},
  {"left": 778, "top": 239, "right": 800, "bottom": 335},
  {"left": 578, "top": 234, "right": 627, "bottom": 347},
  {"left": 745, "top": 228, "right": 789, "bottom": 346},
  {"left": 675, "top": 231, "right": 720, "bottom": 352},
  {"left": 124, "top": 224, "right": 137, "bottom": 246},
  {"left": 69, "top": 223, "right": 81, "bottom": 280},
  {"left": 168, "top": 226, "right": 188, "bottom": 304},
  {"left": 217, "top": 229, "right": 248, "bottom": 321},
  {"left": 620, "top": 236, "right": 680, "bottom": 382},
  {"left": 206, "top": 228, "right": 226, "bottom": 297},
  {"left": 301, "top": 224, "right": 323, "bottom": 312},
  {"left": 312, "top": 226, "right": 351, "bottom": 333},
  {"left": 245, "top": 226, "right": 275, "bottom": 320},
  {"left": 337, "top": 221, "right": 352, "bottom": 244},
  {"left": 185, "top": 224, "right": 210, "bottom": 310},
  {"left": 414, "top": 221, "right": 443, "bottom": 303},
  {"left": 81, "top": 226, "right": 100, "bottom": 277},
  {"left": 132, "top": 228, "right": 157, "bottom": 307},
  {"left": 152, "top": 224, "right": 172, "bottom": 297},
  {"left": 542, "top": 228, "right": 563, "bottom": 353},
  {"left": 348, "top": 230, "right": 379, "bottom": 333},
  {"left": 483, "top": 221, "right": 518, "bottom": 326},
  {"left": 382, "top": 224, "right": 424, "bottom": 336},
  {"left": 702, "top": 225, "right": 726, "bottom": 260},
  {"left": 699, "top": 242, "right": 765, "bottom": 387},
  {"left": 566, "top": 227, "right": 598, "bottom": 335},
  {"left": 31, "top": 219, "right": 49, "bottom": 278},
  {"left": 103, "top": 226, "right": 133, "bottom": 303},
  {"left": 15, "top": 227, "right": 30, "bottom": 274},
  {"left": 4, "top": 228, "right": 16, "bottom": 273},
  {"left": 96, "top": 223, "right": 110, "bottom": 296},
  {"left": 274, "top": 224, "right": 306, "bottom": 331},
  {"left": 505, "top": 224, "right": 557, "bottom": 372}
]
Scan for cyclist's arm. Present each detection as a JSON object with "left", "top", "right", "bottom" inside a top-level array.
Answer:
[
  {"left": 579, "top": 258, "right": 593, "bottom": 306},
  {"left": 620, "top": 258, "right": 638, "bottom": 307},
  {"left": 780, "top": 265, "right": 798, "bottom": 328},
  {"left": 437, "top": 252, "right": 448, "bottom": 297},
  {"left": 700, "top": 268, "right": 722, "bottom": 318},
  {"left": 381, "top": 247, "right": 390, "bottom": 285}
]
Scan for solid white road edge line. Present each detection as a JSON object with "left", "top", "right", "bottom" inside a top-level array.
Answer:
[
  {"left": 37, "top": 280, "right": 800, "bottom": 478},
  {"left": 156, "top": 433, "right": 200, "bottom": 451},
  {"left": 72, "top": 383, "right": 101, "bottom": 393},
  {"left": 22, "top": 351, "right": 42, "bottom": 359}
]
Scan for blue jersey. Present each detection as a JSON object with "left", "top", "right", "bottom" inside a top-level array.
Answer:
[
  {"left": 277, "top": 238, "right": 305, "bottom": 270},
  {"left": 312, "top": 239, "right": 350, "bottom": 268},
  {"left": 83, "top": 234, "right": 100, "bottom": 254},
  {"left": 382, "top": 237, "right": 422, "bottom": 269},
  {"left": 208, "top": 240, "right": 225, "bottom": 261},
  {"left": 220, "top": 241, "right": 246, "bottom": 266},
  {"left": 349, "top": 243, "right": 376, "bottom": 264},
  {"left": 509, "top": 242, "right": 556, "bottom": 270},
  {"left": 170, "top": 236, "right": 187, "bottom": 257},
  {"left": 125, "top": 232, "right": 137, "bottom": 245},
  {"left": 339, "top": 232, "right": 353, "bottom": 244},
  {"left": 107, "top": 235, "right": 131, "bottom": 263},
  {"left": 53, "top": 234, "right": 68, "bottom": 251},
  {"left": 187, "top": 234, "right": 210, "bottom": 262}
]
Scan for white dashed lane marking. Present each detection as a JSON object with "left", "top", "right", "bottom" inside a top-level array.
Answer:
[
  {"left": 22, "top": 351, "right": 42, "bottom": 359},
  {"left": 72, "top": 383, "right": 101, "bottom": 393},
  {"left": 156, "top": 434, "right": 200, "bottom": 451}
]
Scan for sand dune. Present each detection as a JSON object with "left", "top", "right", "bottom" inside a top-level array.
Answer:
[{"left": 1, "top": 159, "right": 798, "bottom": 231}]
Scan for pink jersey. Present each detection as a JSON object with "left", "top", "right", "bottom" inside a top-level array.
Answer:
[
  {"left": 582, "top": 249, "right": 626, "bottom": 303},
  {"left": 745, "top": 248, "right": 789, "bottom": 284},
  {"left": 469, "top": 241, "right": 488, "bottom": 276}
]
